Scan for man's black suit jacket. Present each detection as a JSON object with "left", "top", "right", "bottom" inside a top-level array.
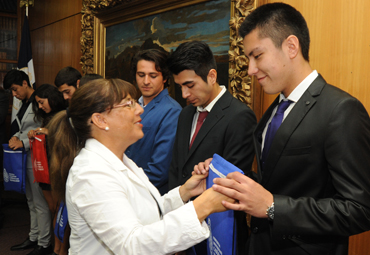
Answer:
[
  {"left": 169, "top": 90, "right": 256, "bottom": 189},
  {"left": 249, "top": 75, "right": 370, "bottom": 255},
  {"left": 169, "top": 90, "right": 256, "bottom": 254}
]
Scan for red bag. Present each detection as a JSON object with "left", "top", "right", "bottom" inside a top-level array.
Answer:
[{"left": 30, "top": 134, "right": 50, "bottom": 184}]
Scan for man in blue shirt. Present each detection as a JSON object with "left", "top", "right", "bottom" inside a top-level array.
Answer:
[{"left": 126, "top": 49, "right": 182, "bottom": 195}]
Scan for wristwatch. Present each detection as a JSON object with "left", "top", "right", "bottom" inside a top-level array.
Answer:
[{"left": 266, "top": 202, "right": 274, "bottom": 221}]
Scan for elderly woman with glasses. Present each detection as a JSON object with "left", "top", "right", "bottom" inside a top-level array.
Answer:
[{"left": 47, "top": 78, "right": 232, "bottom": 255}]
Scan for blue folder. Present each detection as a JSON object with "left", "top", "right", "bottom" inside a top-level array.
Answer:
[{"left": 206, "top": 153, "right": 244, "bottom": 255}]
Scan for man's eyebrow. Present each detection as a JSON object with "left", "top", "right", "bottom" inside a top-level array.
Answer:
[
  {"left": 248, "top": 48, "right": 257, "bottom": 57},
  {"left": 175, "top": 80, "right": 193, "bottom": 86}
]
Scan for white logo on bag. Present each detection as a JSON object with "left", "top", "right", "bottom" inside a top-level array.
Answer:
[
  {"left": 3, "top": 168, "right": 9, "bottom": 182},
  {"left": 33, "top": 159, "right": 45, "bottom": 171},
  {"left": 59, "top": 215, "right": 64, "bottom": 227},
  {"left": 3, "top": 168, "right": 20, "bottom": 183},
  {"left": 57, "top": 207, "right": 64, "bottom": 227}
]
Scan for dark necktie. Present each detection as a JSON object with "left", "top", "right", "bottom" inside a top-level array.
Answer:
[
  {"left": 261, "top": 100, "right": 292, "bottom": 169},
  {"left": 189, "top": 111, "right": 208, "bottom": 149}
]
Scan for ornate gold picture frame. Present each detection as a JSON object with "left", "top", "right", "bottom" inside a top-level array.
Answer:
[{"left": 81, "top": 0, "right": 259, "bottom": 108}]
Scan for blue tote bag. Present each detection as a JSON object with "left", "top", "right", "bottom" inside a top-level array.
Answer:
[
  {"left": 2, "top": 144, "right": 27, "bottom": 194},
  {"left": 55, "top": 200, "right": 69, "bottom": 242},
  {"left": 206, "top": 154, "right": 244, "bottom": 255}
]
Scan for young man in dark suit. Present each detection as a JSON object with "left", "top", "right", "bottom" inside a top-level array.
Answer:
[
  {"left": 201, "top": 3, "right": 370, "bottom": 255},
  {"left": 167, "top": 40, "right": 257, "bottom": 254},
  {"left": 54, "top": 66, "right": 81, "bottom": 102}
]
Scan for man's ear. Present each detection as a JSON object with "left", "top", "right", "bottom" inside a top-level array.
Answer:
[
  {"left": 161, "top": 77, "right": 167, "bottom": 90},
  {"left": 286, "top": 35, "right": 300, "bottom": 59},
  {"left": 22, "top": 80, "right": 29, "bottom": 87},
  {"left": 76, "top": 79, "right": 80, "bottom": 89},
  {"left": 207, "top": 69, "right": 217, "bottom": 85},
  {"left": 91, "top": 113, "right": 107, "bottom": 130}
]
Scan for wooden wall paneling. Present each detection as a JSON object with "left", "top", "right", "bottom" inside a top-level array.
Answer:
[
  {"left": 28, "top": 0, "right": 83, "bottom": 30},
  {"left": 262, "top": 0, "right": 370, "bottom": 113},
  {"left": 349, "top": 231, "right": 370, "bottom": 255},
  {"left": 31, "top": 14, "right": 82, "bottom": 86}
]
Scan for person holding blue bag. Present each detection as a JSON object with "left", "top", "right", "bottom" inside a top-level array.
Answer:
[
  {"left": 2, "top": 143, "right": 27, "bottom": 193},
  {"left": 3, "top": 70, "right": 52, "bottom": 255},
  {"left": 47, "top": 78, "right": 234, "bottom": 255}
]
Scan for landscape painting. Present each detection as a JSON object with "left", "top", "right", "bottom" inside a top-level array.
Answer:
[{"left": 105, "top": 0, "right": 231, "bottom": 106}]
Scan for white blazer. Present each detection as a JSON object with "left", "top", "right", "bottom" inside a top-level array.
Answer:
[{"left": 66, "top": 138, "right": 209, "bottom": 255}]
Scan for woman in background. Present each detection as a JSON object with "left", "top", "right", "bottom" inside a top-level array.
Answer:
[
  {"left": 27, "top": 84, "right": 68, "bottom": 255},
  {"left": 47, "top": 78, "right": 232, "bottom": 255}
]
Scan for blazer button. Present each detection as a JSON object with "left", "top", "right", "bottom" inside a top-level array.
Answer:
[
  {"left": 252, "top": 227, "right": 258, "bottom": 233},
  {"left": 282, "top": 235, "right": 286, "bottom": 239},
  {"left": 182, "top": 173, "right": 186, "bottom": 178}
]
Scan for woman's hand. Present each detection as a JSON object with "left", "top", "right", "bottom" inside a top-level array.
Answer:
[
  {"left": 36, "top": 127, "right": 48, "bottom": 135},
  {"left": 28, "top": 127, "right": 49, "bottom": 139},
  {"left": 193, "top": 187, "right": 236, "bottom": 222},
  {"left": 28, "top": 129, "right": 37, "bottom": 139},
  {"left": 179, "top": 172, "right": 208, "bottom": 203}
]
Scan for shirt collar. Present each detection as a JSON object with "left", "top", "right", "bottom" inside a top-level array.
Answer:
[
  {"left": 138, "top": 88, "right": 169, "bottom": 108},
  {"left": 279, "top": 70, "right": 318, "bottom": 102},
  {"left": 138, "top": 96, "right": 144, "bottom": 107},
  {"left": 84, "top": 138, "right": 127, "bottom": 171},
  {"left": 197, "top": 85, "right": 226, "bottom": 112}
]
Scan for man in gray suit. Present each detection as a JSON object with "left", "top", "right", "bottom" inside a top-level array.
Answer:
[
  {"left": 202, "top": 3, "right": 370, "bottom": 255},
  {"left": 4, "top": 70, "right": 52, "bottom": 255}
]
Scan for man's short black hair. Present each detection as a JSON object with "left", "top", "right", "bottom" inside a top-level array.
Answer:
[
  {"left": 167, "top": 41, "right": 217, "bottom": 83},
  {"left": 80, "top": 73, "right": 103, "bottom": 87},
  {"left": 239, "top": 2, "right": 310, "bottom": 61},
  {"left": 131, "top": 49, "right": 170, "bottom": 88},
  {"left": 54, "top": 66, "right": 82, "bottom": 88},
  {"left": 3, "top": 69, "right": 31, "bottom": 90}
]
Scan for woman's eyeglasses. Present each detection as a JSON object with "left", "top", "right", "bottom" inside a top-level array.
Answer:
[{"left": 111, "top": 100, "right": 137, "bottom": 110}]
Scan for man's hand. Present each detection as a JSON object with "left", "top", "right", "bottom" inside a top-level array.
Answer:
[
  {"left": 213, "top": 171, "right": 273, "bottom": 218},
  {"left": 9, "top": 137, "right": 23, "bottom": 150},
  {"left": 192, "top": 158, "right": 212, "bottom": 175}
]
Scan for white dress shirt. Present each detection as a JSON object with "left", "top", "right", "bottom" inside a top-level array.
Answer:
[
  {"left": 190, "top": 85, "right": 227, "bottom": 143},
  {"left": 66, "top": 138, "right": 209, "bottom": 255}
]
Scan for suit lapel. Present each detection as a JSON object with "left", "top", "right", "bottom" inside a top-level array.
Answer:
[
  {"left": 187, "top": 104, "right": 224, "bottom": 158},
  {"left": 254, "top": 97, "right": 280, "bottom": 183},
  {"left": 186, "top": 92, "right": 231, "bottom": 160},
  {"left": 259, "top": 75, "right": 326, "bottom": 186},
  {"left": 19, "top": 102, "right": 33, "bottom": 130},
  {"left": 141, "top": 101, "right": 154, "bottom": 119},
  {"left": 178, "top": 106, "right": 196, "bottom": 168},
  {"left": 125, "top": 159, "right": 164, "bottom": 215},
  {"left": 140, "top": 89, "right": 167, "bottom": 119}
]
